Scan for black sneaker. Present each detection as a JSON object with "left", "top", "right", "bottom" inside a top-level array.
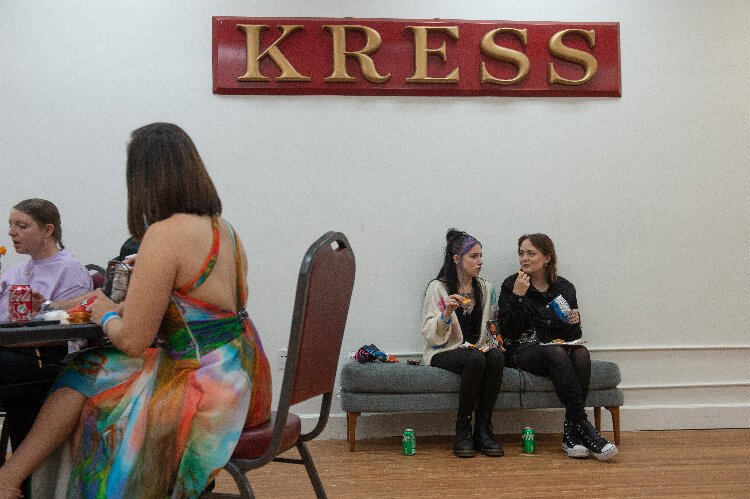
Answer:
[
  {"left": 562, "top": 419, "right": 589, "bottom": 458},
  {"left": 574, "top": 418, "right": 618, "bottom": 462}
]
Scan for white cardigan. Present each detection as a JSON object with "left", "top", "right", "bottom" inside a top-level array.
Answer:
[{"left": 420, "top": 278, "right": 498, "bottom": 365}]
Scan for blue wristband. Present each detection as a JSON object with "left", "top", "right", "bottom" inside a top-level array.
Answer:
[
  {"left": 440, "top": 313, "right": 452, "bottom": 325},
  {"left": 99, "top": 311, "right": 119, "bottom": 328}
]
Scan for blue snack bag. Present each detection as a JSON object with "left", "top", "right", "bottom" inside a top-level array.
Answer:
[{"left": 549, "top": 295, "right": 573, "bottom": 324}]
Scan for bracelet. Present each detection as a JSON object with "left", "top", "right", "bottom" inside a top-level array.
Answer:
[
  {"left": 99, "top": 311, "right": 120, "bottom": 329},
  {"left": 440, "top": 313, "right": 452, "bottom": 325},
  {"left": 101, "top": 315, "right": 122, "bottom": 337}
]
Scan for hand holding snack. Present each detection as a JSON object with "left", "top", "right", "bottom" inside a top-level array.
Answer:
[
  {"left": 88, "top": 289, "right": 119, "bottom": 325},
  {"left": 444, "top": 294, "right": 463, "bottom": 317},
  {"left": 67, "top": 296, "right": 97, "bottom": 323},
  {"left": 568, "top": 309, "right": 580, "bottom": 325},
  {"left": 513, "top": 269, "right": 530, "bottom": 296}
]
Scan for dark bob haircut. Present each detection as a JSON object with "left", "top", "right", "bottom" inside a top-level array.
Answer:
[{"left": 126, "top": 123, "right": 221, "bottom": 239}]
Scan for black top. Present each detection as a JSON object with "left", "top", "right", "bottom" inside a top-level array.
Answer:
[
  {"left": 456, "top": 298, "right": 483, "bottom": 344},
  {"left": 497, "top": 274, "right": 582, "bottom": 346},
  {"left": 117, "top": 237, "right": 140, "bottom": 260}
]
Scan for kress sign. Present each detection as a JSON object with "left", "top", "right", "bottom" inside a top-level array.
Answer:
[{"left": 213, "top": 17, "right": 620, "bottom": 97}]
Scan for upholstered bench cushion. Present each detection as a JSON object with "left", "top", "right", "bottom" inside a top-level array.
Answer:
[
  {"left": 520, "top": 360, "right": 622, "bottom": 391},
  {"left": 340, "top": 361, "right": 522, "bottom": 394}
]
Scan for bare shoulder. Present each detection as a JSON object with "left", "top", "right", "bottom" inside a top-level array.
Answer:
[
  {"left": 139, "top": 214, "right": 210, "bottom": 257},
  {"left": 147, "top": 214, "right": 206, "bottom": 239}
]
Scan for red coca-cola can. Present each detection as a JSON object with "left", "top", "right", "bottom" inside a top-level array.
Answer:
[{"left": 9, "top": 284, "right": 33, "bottom": 321}]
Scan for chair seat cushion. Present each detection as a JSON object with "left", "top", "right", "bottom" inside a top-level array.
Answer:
[{"left": 231, "top": 411, "right": 301, "bottom": 458}]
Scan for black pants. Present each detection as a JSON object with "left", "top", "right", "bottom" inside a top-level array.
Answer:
[
  {"left": 0, "top": 346, "right": 67, "bottom": 449},
  {"left": 507, "top": 344, "right": 591, "bottom": 421},
  {"left": 431, "top": 347, "right": 504, "bottom": 416}
]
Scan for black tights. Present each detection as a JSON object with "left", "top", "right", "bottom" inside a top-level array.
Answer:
[
  {"left": 431, "top": 347, "right": 504, "bottom": 417},
  {"left": 509, "top": 344, "right": 591, "bottom": 421}
]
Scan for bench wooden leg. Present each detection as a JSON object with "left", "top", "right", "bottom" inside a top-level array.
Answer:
[
  {"left": 606, "top": 406, "right": 621, "bottom": 446},
  {"left": 594, "top": 406, "right": 601, "bottom": 431},
  {"left": 593, "top": 406, "right": 621, "bottom": 446},
  {"left": 347, "top": 412, "right": 360, "bottom": 452}
]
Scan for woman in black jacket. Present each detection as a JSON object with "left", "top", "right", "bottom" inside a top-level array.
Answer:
[{"left": 497, "top": 233, "right": 617, "bottom": 461}]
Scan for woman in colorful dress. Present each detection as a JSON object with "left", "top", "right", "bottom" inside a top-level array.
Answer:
[
  {"left": 497, "top": 233, "right": 617, "bottom": 461},
  {"left": 0, "top": 123, "right": 272, "bottom": 498},
  {"left": 421, "top": 229, "right": 505, "bottom": 458}
]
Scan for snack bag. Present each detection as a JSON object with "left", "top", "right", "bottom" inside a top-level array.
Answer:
[
  {"left": 67, "top": 296, "right": 97, "bottom": 324},
  {"left": 549, "top": 295, "right": 573, "bottom": 324}
]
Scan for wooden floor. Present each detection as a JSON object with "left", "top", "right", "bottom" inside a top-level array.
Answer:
[{"left": 212, "top": 429, "right": 750, "bottom": 498}]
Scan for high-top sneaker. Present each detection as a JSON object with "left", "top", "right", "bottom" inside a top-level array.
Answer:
[
  {"left": 473, "top": 413, "right": 504, "bottom": 457},
  {"left": 562, "top": 419, "right": 590, "bottom": 458},
  {"left": 453, "top": 413, "right": 476, "bottom": 457},
  {"left": 574, "top": 418, "right": 618, "bottom": 462}
]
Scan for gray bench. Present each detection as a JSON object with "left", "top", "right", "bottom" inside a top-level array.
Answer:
[{"left": 340, "top": 359, "right": 623, "bottom": 451}]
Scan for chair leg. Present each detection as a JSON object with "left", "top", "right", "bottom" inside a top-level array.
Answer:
[
  {"left": 593, "top": 406, "right": 602, "bottom": 431},
  {"left": 347, "top": 412, "right": 360, "bottom": 452},
  {"left": 297, "top": 441, "right": 327, "bottom": 499},
  {"left": 223, "top": 460, "right": 255, "bottom": 499},
  {"left": 607, "top": 406, "right": 621, "bottom": 446}
]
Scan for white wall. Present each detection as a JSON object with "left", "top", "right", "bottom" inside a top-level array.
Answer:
[{"left": 1, "top": 1, "right": 748, "bottom": 437}]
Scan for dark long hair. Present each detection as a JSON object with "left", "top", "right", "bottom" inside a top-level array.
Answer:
[
  {"left": 14, "top": 198, "right": 64, "bottom": 249},
  {"left": 126, "top": 123, "right": 222, "bottom": 240},
  {"left": 518, "top": 233, "right": 558, "bottom": 284},
  {"left": 435, "top": 228, "right": 483, "bottom": 304}
]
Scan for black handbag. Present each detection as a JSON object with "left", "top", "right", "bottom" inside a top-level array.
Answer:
[{"left": 502, "top": 329, "right": 539, "bottom": 349}]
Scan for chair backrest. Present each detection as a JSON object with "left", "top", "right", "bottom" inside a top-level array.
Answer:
[
  {"left": 85, "top": 264, "right": 107, "bottom": 289},
  {"left": 281, "top": 232, "right": 355, "bottom": 408}
]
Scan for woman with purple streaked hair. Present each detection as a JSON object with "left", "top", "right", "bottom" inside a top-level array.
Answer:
[{"left": 421, "top": 228, "right": 505, "bottom": 458}]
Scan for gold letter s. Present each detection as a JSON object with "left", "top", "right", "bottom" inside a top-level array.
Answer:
[
  {"left": 548, "top": 29, "right": 598, "bottom": 86},
  {"left": 480, "top": 28, "right": 529, "bottom": 85}
]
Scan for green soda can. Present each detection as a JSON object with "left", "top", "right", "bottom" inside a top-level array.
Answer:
[
  {"left": 402, "top": 428, "right": 416, "bottom": 455},
  {"left": 521, "top": 427, "right": 536, "bottom": 453}
]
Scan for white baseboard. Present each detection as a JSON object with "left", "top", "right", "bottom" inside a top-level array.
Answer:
[{"left": 305, "top": 404, "right": 750, "bottom": 440}]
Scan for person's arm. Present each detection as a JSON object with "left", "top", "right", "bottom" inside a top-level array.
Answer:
[
  {"left": 34, "top": 290, "right": 99, "bottom": 314},
  {"left": 548, "top": 279, "right": 582, "bottom": 341},
  {"left": 90, "top": 220, "right": 179, "bottom": 356},
  {"left": 497, "top": 275, "right": 530, "bottom": 340},
  {"left": 421, "top": 281, "right": 457, "bottom": 348}
]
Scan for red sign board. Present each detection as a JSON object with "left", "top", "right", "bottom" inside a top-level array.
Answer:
[{"left": 213, "top": 17, "right": 620, "bottom": 97}]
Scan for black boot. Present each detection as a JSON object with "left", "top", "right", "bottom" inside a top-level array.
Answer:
[
  {"left": 473, "top": 411, "right": 504, "bottom": 457},
  {"left": 562, "top": 419, "right": 589, "bottom": 458},
  {"left": 574, "top": 418, "right": 618, "bottom": 462},
  {"left": 453, "top": 413, "right": 475, "bottom": 457}
]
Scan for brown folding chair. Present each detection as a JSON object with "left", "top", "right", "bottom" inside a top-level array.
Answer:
[
  {"left": 85, "top": 264, "right": 107, "bottom": 290},
  {"left": 216, "top": 231, "right": 355, "bottom": 499}
]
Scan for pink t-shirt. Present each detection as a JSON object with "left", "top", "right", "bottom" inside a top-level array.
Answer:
[{"left": 0, "top": 249, "right": 93, "bottom": 321}]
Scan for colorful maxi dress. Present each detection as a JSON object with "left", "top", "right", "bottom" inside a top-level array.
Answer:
[{"left": 47, "top": 217, "right": 272, "bottom": 498}]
